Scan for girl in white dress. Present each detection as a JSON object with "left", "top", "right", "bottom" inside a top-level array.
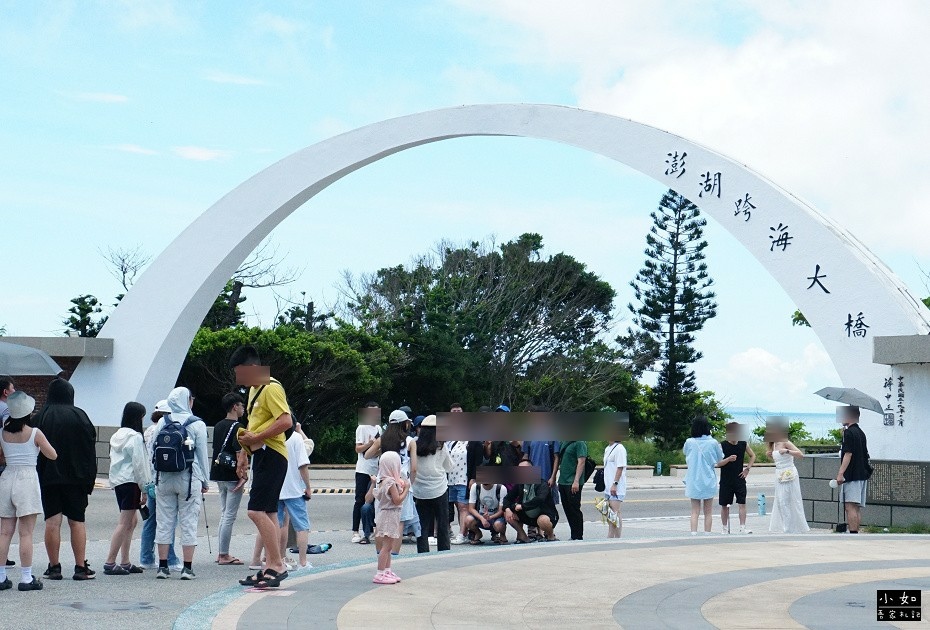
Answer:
[{"left": 767, "top": 434, "right": 810, "bottom": 534}]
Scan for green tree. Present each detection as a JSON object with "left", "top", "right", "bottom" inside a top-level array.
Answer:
[
  {"left": 627, "top": 190, "right": 718, "bottom": 447},
  {"left": 344, "top": 233, "right": 622, "bottom": 412},
  {"left": 201, "top": 281, "right": 246, "bottom": 330},
  {"left": 63, "top": 295, "right": 108, "bottom": 337},
  {"left": 179, "top": 322, "right": 404, "bottom": 462}
]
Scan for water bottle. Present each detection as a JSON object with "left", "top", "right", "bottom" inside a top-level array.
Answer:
[
  {"left": 757, "top": 494, "right": 766, "bottom": 516},
  {"left": 656, "top": 461, "right": 663, "bottom": 476}
]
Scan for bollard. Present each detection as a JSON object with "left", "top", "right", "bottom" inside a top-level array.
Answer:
[
  {"left": 758, "top": 493, "right": 766, "bottom": 516},
  {"left": 656, "top": 461, "right": 663, "bottom": 476}
]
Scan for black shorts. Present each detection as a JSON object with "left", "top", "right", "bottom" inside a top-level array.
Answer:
[
  {"left": 114, "top": 482, "right": 142, "bottom": 511},
  {"left": 719, "top": 477, "right": 747, "bottom": 506},
  {"left": 248, "top": 448, "right": 288, "bottom": 513},
  {"left": 41, "top": 484, "right": 90, "bottom": 522},
  {"left": 515, "top": 510, "right": 558, "bottom": 527}
]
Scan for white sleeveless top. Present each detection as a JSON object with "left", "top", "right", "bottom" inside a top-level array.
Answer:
[{"left": 0, "top": 427, "right": 39, "bottom": 467}]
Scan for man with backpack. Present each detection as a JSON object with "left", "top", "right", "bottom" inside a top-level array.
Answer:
[
  {"left": 152, "top": 387, "right": 209, "bottom": 580},
  {"left": 230, "top": 345, "right": 293, "bottom": 589}
]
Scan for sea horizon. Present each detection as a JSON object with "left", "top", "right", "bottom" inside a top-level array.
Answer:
[{"left": 725, "top": 407, "right": 838, "bottom": 439}]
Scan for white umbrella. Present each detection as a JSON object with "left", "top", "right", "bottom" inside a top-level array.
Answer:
[
  {"left": 814, "top": 387, "right": 883, "bottom": 415},
  {"left": 0, "top": 342, "right": 63, "bottom": 376}
]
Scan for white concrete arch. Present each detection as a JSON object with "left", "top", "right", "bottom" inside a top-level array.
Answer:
[{"left": 71, "top": 104, "right": 930, "bottom": 455}]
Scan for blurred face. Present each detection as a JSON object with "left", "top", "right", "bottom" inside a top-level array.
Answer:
[
  {"left": 360, "top": 407, "right": 380, "bottom": 425},
  {"left": 234, "top": 364, "right": 271, "bottom": 388}
]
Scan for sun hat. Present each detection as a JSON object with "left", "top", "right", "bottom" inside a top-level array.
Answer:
[
  {"left": 6, "top": 390, "right": 36, "bottom": 420},
  {"left": 420, "top": 414, "right": 437, "bottom": 427}
]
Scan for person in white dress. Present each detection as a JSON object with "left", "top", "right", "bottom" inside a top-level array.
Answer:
[{"left": 767, "top": 427, "right": 809, "bottom": 534}]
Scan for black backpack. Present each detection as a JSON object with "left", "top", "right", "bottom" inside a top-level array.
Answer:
[{"left": 153, "top": 416, "right": 202, "bottom": 500}]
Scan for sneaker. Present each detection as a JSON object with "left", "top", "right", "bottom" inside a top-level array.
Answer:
[
  {"left": 0, "top": 578, "right": 11, "bottom": 591},
  {"left": 372, "top": 571, "right": 398, "bottom": 585},
  {"left": 403, "top": 534, "right": 416, "bottom": 544},
  {"left": 43, "top": 563, "right": 62, "bottom": 581},
  {"left": 297, "top": 562, "right": 312, "bottom": 570},
  {"left": 17, "top": 577, "right": 42, "bottom": 591},
  {"left": 385, "top": 569, "right": 401, "bottom": 582},
  {"left": 156, "top": 567, "right": 170, "bottom": 579},
  {"left": 351, "top": 533, "right": 362, "bottom": 544},
  {"left": 248, "top": 564, "right": 263, "bottom": 571},
  {"left": 73, "top": 562, "right": 95, "bottom": 581},
  {"left": 428, "top": 536, "right": 438, "bottom": 547},
  {"left": 5, "top": 560, "right": 14, "bottom": 567},
  {"left": 103, "top": 563, "right": 130, "bottom": 575},
  {"left": 170, "top": 563, "right": 184, "bottom": 572},
  {"left": 450, "top": 534, "right": 466, "bottom": 545},
  {"left": 720, "top": 526, "right": 730, "bottom": 535},
  {"left": 739, "top": 525, "right": 752, "bottom": 534},
  {"left": 179, "top": 567, "right": 196, "bottom": 580}
]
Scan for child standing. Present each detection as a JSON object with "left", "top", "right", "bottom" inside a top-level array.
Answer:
[
  {"left": 0, "top": 391, "right": 58, "bottom": 591},
  {"left": 372, "top": 452, "right": 408, "bottom": 584}
]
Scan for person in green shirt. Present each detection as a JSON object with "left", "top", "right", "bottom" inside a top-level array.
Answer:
[{"left": 555, "top": 441, "right": 588, "bottom": 540}]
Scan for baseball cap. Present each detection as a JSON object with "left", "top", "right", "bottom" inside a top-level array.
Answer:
[
  {"left": 388, "top": 409, "right": 409, "bottom": 424},
  {"left": 495, "top": 404, "right": 511, "bottom": 412},
  {"left": 413, "top": 415, "right": 425, "bottom": 427},
  {"left": 154, "top": 400, "right": 171, "bottom": 414}
]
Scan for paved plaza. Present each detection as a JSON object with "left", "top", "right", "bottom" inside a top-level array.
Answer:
[{"left": 1, "top": 471, "right": 926, "bottom": 629}]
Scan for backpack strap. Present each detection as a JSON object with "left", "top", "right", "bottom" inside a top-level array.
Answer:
[{"left": 247, "top": 385, "right": 267, "bottom": 416}]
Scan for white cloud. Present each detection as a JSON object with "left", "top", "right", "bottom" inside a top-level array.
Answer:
[
  {"left": 706, "top": 343, "right": 837, "bottom": 411},
  {"left": 110, "top": 0, "right": 189, "bottom": 31},
  {"left": 204, "top": 71, "right": 267, "bottom": 86},
  {"left": 172, "top": 146, "right": 231, "bottom": 161},
  {"left": 451, "top": 1, "right": 930, "bottom": 252},
  {"left": 254, "top": 13, "right": 304, "bottom": 38},
  {"left": 60, "top": 91, "right": 129, "bottom": 103},
  {"left": 111, "top": 144, "right": 158, "bottom": 155}
]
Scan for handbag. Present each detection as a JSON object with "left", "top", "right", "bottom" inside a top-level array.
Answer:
[
  {"left": 595, "top": 444, "right": 620, "bottom": 493},
  {"left": 214, "top": 422, "right": 239, "bottom": 471}
]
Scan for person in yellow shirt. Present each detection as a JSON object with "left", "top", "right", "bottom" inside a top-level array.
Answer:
[{"left": 230, "top": 346, "right": 292, "bottom": 589}]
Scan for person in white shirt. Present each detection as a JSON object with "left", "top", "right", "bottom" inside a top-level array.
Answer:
[
  {"left": 464, "top": 482, "right": 508, "bottom": 544},
  {"left": 352, "top": 403, "right": 381, "bottom": 543},
  {"left": 602, "top": 437, "right": 627, "bottom": 538},
  {"left": 410, "top": 416, "right": 453, "bottom": 553},
  {"left": 277, "top": 422, "right": 312, "bottom": 569}
]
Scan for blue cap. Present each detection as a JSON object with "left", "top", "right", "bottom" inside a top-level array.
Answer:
[
  {"left": 413, "top": 415, "right": 426, "bottom": 427},
  {"left": 495, "top": 405, "right": 511, "bottom": 412}
]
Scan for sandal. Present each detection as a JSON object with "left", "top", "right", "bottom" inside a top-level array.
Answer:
[
  {"left": 239, "top": 571, "right": 265, "bottom": 587},
  {"left": 254, "top": 569, "right": 288, "bottom": 589},
  {"left": 218, "top": 557, "right": 244, "bottom": 565},
  {"left": 514, "top": 538, "right": 530, "bottom": 544},
  {"left": 120, "top": 563, "right": 144, "bottom": 574},
  {"left": 469, "top": 538, "right": 485, "bottom": 545},
  {"left": 358, "top": 537, "right": 370, "bottom": 545}
]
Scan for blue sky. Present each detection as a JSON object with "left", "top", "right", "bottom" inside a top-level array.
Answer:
[{"left": 4, "top": 1, "right": 930, "bottom": 413}]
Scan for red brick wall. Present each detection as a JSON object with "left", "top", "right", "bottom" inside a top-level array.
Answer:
[{"left": 11, "top": 356, "right": 82, "bottom": 411}]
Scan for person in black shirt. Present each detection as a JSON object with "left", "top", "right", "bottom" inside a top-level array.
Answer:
[
  {"left": 719, "top": 423, "right": 755, "bottom": 534},
  {"left": 210, "top": 393, "right": 246, "bottom": 564},
  {"left": 836, "top": 406, "right": 870, "bottom": 534}
]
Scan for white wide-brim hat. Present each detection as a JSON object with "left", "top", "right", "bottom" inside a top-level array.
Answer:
[{"left": 6, "top": 391, "right": 35, "bottom": 420}]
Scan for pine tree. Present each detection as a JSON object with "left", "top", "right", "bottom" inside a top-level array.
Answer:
[{"left": 628, "top": 190, "right": 717, "bottom": 446}]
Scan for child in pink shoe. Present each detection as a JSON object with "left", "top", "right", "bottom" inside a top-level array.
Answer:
[{"left": 372, "top": 452, "right": 408, "bottom": 584}]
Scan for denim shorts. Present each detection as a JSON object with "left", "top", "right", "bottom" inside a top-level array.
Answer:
[
  {"left": 277, "top": 497, "right": 310, "bottom": 532},
  {"left": 476, "top": 516, "right": 506, "bottom": 531},
  {"left": 448, "top": 484, "right": 467, "bottom": 503}
]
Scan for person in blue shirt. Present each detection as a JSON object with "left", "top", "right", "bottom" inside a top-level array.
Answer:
[{"left": 683, "top": 416, "right": 732, "bottom": 535}]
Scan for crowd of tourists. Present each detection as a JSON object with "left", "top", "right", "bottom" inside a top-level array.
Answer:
[
  {"left": 350, "top": 402, "right": 629, "bottom": 584},
  {"left": 0, "top": 362, "right": 871, "bottom": 592}
]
